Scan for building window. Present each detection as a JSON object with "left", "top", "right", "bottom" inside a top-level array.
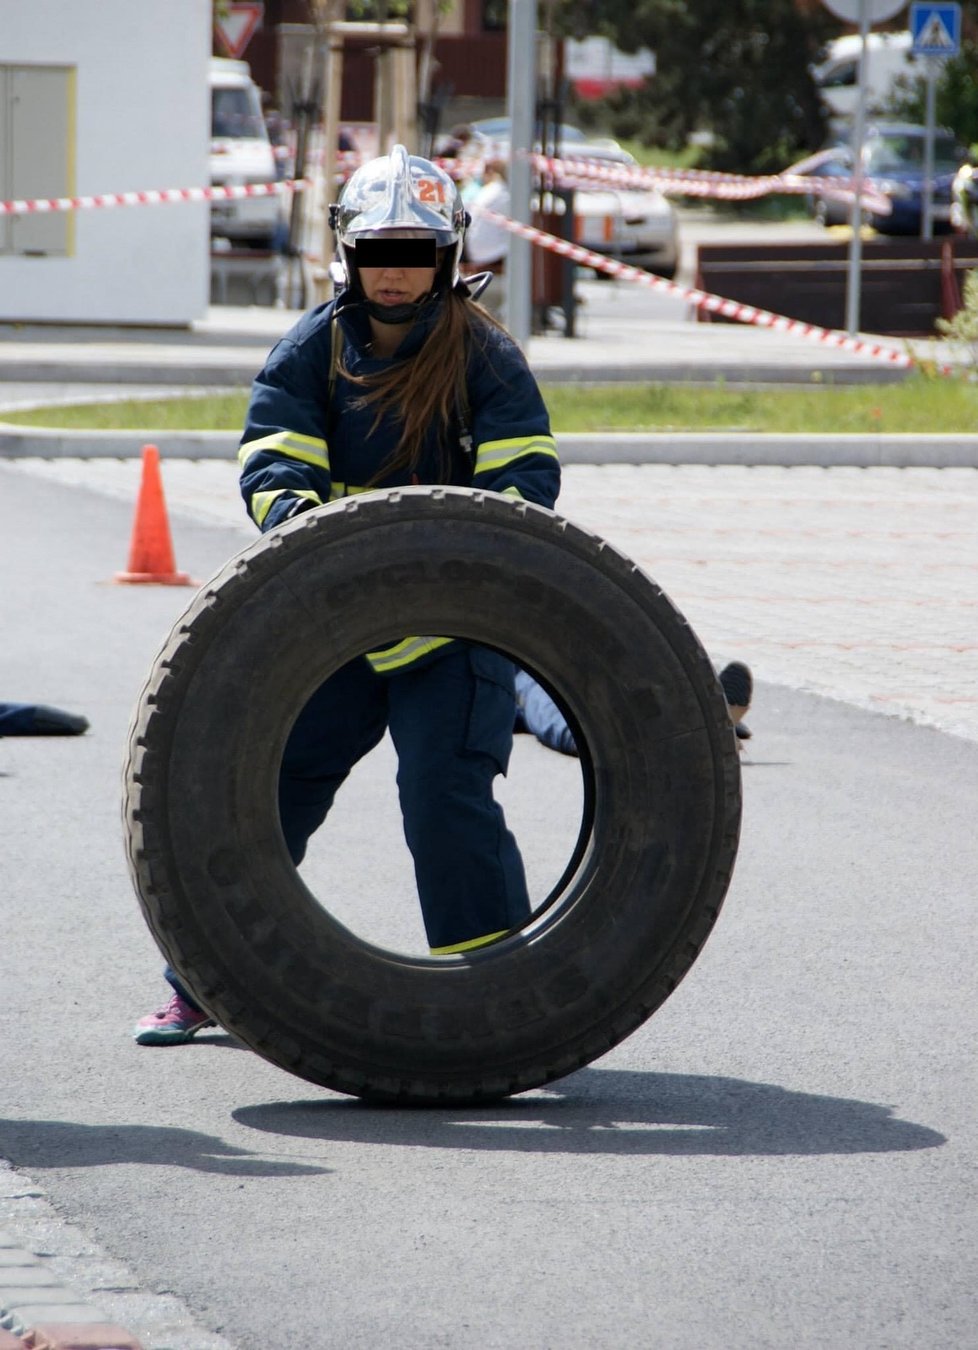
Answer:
[
  {"left": 482, "top": 0, "right": 506, "bottom": 31},
  {"left": 0, "top": 64, "right": 74, "bottom": 257}
]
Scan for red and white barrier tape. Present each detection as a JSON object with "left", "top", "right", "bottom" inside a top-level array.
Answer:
[
  {"left": 481, "top": 208, "right": 947, "bottom": 374},
  {"left": 783, "top": 147, "right": 849, "bottom": 176},
  {"left": 529, "top": 154, "right": 893, "bottom": 216},
  {"left": 0, "top": 171, "right": 947, "bottom": 375},
  {"left": 0, "top": 156, "right": 888, "bottom": 219},
  {"left": 258, "top": 146, "right": 889, "bottom": 215},
  {"left": 0, "top": 179, "right": 312, "bottom": 217}
]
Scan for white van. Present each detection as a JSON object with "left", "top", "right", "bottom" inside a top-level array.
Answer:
[
  {"left": 208, "top": 57, "right": 282, "bottom": 248},
  {"left": 813, "top": 31, "right": 919, "bottom": 123}
]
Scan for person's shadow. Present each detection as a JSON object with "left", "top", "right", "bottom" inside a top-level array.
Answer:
[
  {"left": 233, "top": 1067, "right": 945, "bottom": 1158},
  {"left": 0, "top": 1118, "right": 330, "bottom": 1178}
]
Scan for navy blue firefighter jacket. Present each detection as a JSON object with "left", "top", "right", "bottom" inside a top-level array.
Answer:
[{"left": 238, "top": 286, "right": 560, "bottom": 674}]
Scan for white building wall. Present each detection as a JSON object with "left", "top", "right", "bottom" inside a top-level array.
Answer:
[{"left": 0, "top": 0, "right": 211, "bottom": 324}]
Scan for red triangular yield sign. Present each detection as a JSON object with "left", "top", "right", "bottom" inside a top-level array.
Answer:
[{"left": 214, "top": 3, "right": 264, "bottom": 60}]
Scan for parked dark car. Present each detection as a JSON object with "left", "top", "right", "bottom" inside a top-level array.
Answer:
[{"left": 808, "top": 122, "right": 966, "bottom": 234}]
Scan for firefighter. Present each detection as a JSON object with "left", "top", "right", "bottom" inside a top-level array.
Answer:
[{"left": 135, "top": 145, "right": 560, "bottom": 1045}]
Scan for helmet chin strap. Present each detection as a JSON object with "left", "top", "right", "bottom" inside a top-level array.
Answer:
[{"left": 364, "top": 296, "right": 430, "bottom": 324}]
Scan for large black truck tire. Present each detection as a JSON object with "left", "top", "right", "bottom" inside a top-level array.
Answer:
[{"left": 123, "top": 487, "right": 741, "bottom": 1104}]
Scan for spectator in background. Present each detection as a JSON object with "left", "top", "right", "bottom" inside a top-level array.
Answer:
[
  {"left": 436, "top": 123, "right": 477, "bottom": 160},
  {"left": 261, "top": 94, "right": 292, "bottom": 180},
  {"left": 951, "top": 144, "right": 978, "bottom": 237},
  {"left": 462, "top": 157, "right": 510, "bottom": 318}
]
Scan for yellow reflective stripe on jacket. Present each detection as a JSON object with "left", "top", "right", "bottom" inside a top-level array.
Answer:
[
  {"left": 499, "top": 485, "right": 524, "bottom": 501},
  {"left": 474, "top": 434, "right": 558, "bottom": 477},
  {"left": 238, "top": 429, "right": 330, "bottom": 472},
  {"left": 251, "top": 488, "right": 322, "bottom": 527},
  {"left": 430, "top": 929, "right": 510, "bottom": 955},
  {"left": 366, "top": 635, "right": 454, "bottom": 674}
]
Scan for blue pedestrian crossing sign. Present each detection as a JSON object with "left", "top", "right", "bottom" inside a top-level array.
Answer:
[{"left": 910, "top": 2, "right": 961, "bottom": 56}]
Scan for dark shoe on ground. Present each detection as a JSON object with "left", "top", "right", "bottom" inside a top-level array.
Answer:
[
  {"left": 718, "top": 662, "right": 753, "bottom": 751},
  {"left": 29, "top": 705, "right": 90, "bottom": 735},
  {"left": 0, "top": 702, "right": 89, "bottom": 736},
  {"left": 718, "top": 662, "right": 753, "bottom": 726},
  {"left": 133, "top": 992, "right": 216, "bottom": 1046}
]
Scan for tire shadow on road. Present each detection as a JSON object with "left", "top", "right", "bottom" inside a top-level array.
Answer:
[{"left": 232, "top": 1068, "right": 945, "bottom": 1158}]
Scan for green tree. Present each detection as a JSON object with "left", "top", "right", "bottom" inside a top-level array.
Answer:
[
  {"left": 555, "top": 0, "right": 836, "bottom": 174},
  {"left": 884, "top": 38, "right": 978, "bottom": 147}
]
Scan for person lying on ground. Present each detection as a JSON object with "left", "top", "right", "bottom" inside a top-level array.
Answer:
[{"left": 513, "top": 664, "right": 753, "bottom": 757}]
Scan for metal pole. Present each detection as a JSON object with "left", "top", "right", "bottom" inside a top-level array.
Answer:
[
  {"left": 285, "top": 43, "right": 317, "bottom": 309},
  {"left": 505, "top": 0, "right": 536, "bottom": 347},
  {"left": 844, "top": 0, "right": 871, "bottom": 337},
  {"left": 922, "top": 57, "right": 937, "bottom": 240},
  {"left": 315, "top": 34, "right": 344, "bottom": 304}
]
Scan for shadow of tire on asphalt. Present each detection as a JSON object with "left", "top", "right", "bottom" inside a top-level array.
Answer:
[{"left": 232, "top": 1067, "right": 945, "bottom": 1157}]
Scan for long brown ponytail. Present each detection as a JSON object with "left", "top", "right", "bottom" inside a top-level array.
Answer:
[{"left": 337, "top": 293, "right": 507, "bottom": 483}]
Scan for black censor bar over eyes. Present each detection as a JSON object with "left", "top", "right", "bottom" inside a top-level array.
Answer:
[{"left": 355, "top": 238, "right": 437, "bottom": 268}]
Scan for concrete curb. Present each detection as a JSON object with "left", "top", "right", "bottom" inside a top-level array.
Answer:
[
  {"left": 0, "top": 1227, "right": 143, "bottom": 1349},
  {"left": 0, "top": 357, "right": 260, "bottom": 388},
  {"left": 0, "top": 1155, "right": 235, "bottom": 1350},
  {"left": 0, "top": 355, "right": 917, "bottom": 387},
  {"left": 2, "top": 425, "right": 977, "bottom": 469}
]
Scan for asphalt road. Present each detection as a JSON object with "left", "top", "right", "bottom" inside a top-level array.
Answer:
[{"left": 1, "top": 462, "right": 976, "bottom": 1349}]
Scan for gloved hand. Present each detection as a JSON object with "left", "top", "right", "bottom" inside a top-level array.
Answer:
[{"left": 283, "top": 496, "right": 319, "bottom": 521}]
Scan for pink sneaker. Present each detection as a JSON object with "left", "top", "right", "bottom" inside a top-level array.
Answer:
[{"left": 133, "top": 991, "right": 215, "bottom": 1046}]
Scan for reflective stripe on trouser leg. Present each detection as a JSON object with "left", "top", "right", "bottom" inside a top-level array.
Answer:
[
  {"left": 277, "top": 657, "right": 389, "bottom": 865},
  {"left": 387, "top": 645, "right": 530, "bottom": 952}
]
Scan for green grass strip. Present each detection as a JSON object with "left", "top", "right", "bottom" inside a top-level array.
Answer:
[{"left": 3, "top": 376, "right": 977, "bottom": 434}]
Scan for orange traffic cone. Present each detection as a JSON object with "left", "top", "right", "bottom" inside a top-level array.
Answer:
[{"left": 114, "top": 445, "right": 195, "bottom": 586}]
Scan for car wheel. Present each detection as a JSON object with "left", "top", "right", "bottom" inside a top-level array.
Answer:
[{"left": 124, "top": 488, "right": 742, "bottom": 1105}]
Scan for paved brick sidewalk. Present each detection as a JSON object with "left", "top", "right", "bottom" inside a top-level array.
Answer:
[
  {"left": 5, "top": 457, "right": 977, "bottom": 745},
  {"left": 559, "top": 464, "right": 978, "bottom": 746}
]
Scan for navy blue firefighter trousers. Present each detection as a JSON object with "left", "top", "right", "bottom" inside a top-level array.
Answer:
[{"left": 165, "top": 644, "right": 529, "bottom": 1007}]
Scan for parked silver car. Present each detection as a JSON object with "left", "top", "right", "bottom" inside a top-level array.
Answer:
[
  {"left": 468, "top": 120, "right": 680, "bottom": 278},
  {"left": 556, "top": 141, "right": 679, "bottom": 279}
]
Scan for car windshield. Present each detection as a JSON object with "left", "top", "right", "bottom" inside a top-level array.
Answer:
[
  {"left": 212, "top": 87, "right": 265, "bottom": 140},
  {"left": 866, "top": 133, "right": 962, "bottom": 175}
]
